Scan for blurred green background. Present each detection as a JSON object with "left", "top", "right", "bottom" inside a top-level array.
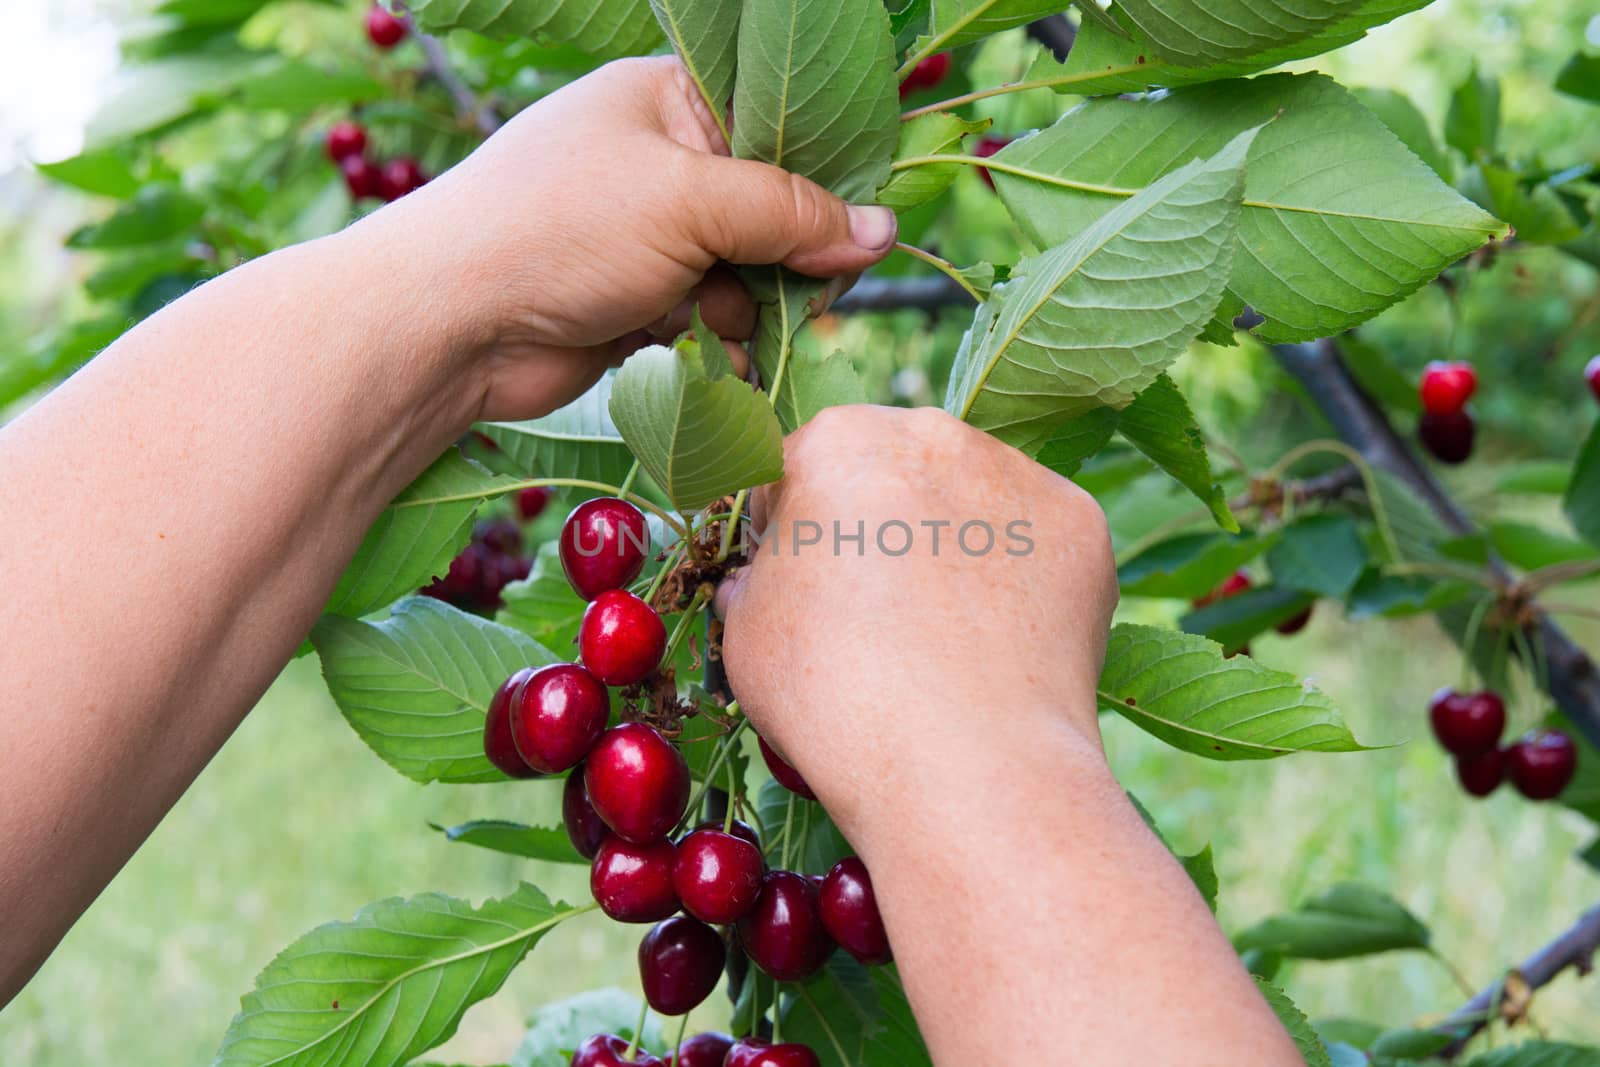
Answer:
[{"left": 3, "top": 0, "right": 1600, "bottom": 1063}]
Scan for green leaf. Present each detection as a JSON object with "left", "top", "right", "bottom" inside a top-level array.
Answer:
[
  {"left": 944, "top": 128, "right": 1254, "bottom": 451},
  {"left": 86, "top": 51, "right": 274, "bottom": 146},
  {"left": 495, "top": 543, "right": 588, "bottom": 653},
  {"left": 745, "top": 268, "right": 827, "bottom": 433},
  {"left": 1098, "top": 623, "right": 1367, "bottom": 759},
  {"left": 1181, "top": 584, "right": 1318, "bottom": 649},
  {"left": 1564, "top": 422, "right": 1600, "bottom": 550},
  {"left": 913, "top": 0, "right": 1073, "bottom": 56},
  {"left": 1353, "top": 87, "right": 1449, "bottom": 178},
  {"left": 1034, "top": 407, "right": 1120, "bottom": 477},
  {"left": 1345, "top": 570, "right": 1474, "bottom": 619},
  {"left": 1253, "top": 978, "right": 1334, "bottom": 1067},
  {"left": 649, "top": 0, "right": 741, "bottom": 142},
  {"left": 431, "top": 820, "right": 587, "bottom": 865},
  {"left": 214, "top": 884, "right": 585, "bottom": 1067},
  {"left": 1488, "top": 521, "right": 1599, "bottom": 572},
  {"left": 312, "top": 598, "right": 561, "bottom": 784},
  {"left": 1467, "top": 1043, "right": 1600, "bottom": 1067},
  {"left": 34, "top": 150, "right": 140, "bottom": 198},
  {"left": 1267, "top": 514, "right": 1368, "bottom": 598},
  {"left": 328, "top": 449, "right": 520, "bottom": 620},
  {"left": 880, "top": 112, "right": 992, "bottom": 211},
  {"left": 992, "top": 73, "right": 1508, "bottom": 344},
  {"left": 772, "top": 350, "right": 870, "bottom": 430},
  {"left": 66, "top": 184, "right": 205, "bottom": 249},
  {"left": 1445, "top": 63, "right": 1501, "bottom": 159},
  {"left": 781, "top": 958, "right": 932, "bottom": 1067},
  {"left": 234, "top": 60, "right": 385, "bottom": 110},
  {"left": 479, "top": 373, "right": 637, "bottom": 487},
  {"left": 608, "top": 343, "right": 785, "bottom": 511},
  {"left": 405, "top": 0, "right": 664, "bottom": 61},
  {"left": 732, "top": 0, "right": 900, "bottom": 202},
  {"left": 1461, "top": 164, "right": 1585, "bottom": 245},
  {"left": 1118, "top": 531, "right": 1275, "bottom": 599},
  {"left": 512, "top": 989, "right": 666, "bottom": 1067},
  {"left": 1556, "top": 53, "right": 1600, "bottom": 105},
  {"left": 1369, "top": 1029, "right": 1455, "bottom": 1058},
  {"left": 1234, "top": 884, "right": 1430, "bottom": 959},
  {"left": 1117, "top": 374, "right": 1237, "bottom": 530},
  {"left": 1115, "top": 0, "right": 1366, "bottom": 67},
  {"left": 1497, "top": 460, "right": 1572, "bottom": 495}
]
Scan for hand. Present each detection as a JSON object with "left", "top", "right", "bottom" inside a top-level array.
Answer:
[
  {"left": 715, "top": 405, "right": 1119, "bottom": 837},
  {"left": 366, "top": 56, "right": 899, "bottom": 423}
]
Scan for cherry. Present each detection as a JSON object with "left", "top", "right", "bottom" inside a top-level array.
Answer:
[
  {"left": 517, "top": 485, "right": 552, "bottom": 522},
  {"left": 758, "top": 736, "right": 815, "bottom": 800},
  {"left": 737, "top": 870, "right": 833, "bottom": 981},
  {"left": 364, "top": 4, "right": 409, "bottom": 49},
  {"left": 508, "top": 663, "right": 609, "bottom": 774},
  {"left": 586, "top": 723, "right": 690, "bottom": 843},
  {"left": 1276, "top": 605, "right": 1313, "bottom": 636},
  {"left": 591, "top": 836, "right": 679, "bottom": 922},
  {"left": 673, "top": 828, "right": 764, "bottom": 924},
  {"left": 1455, "top": 748, "right": 1506, "bottom": 798},
  {"left": 564, "top": 768, "right": 611, "bottom": 859},
  {"left": 1428, "top": 688, "right": 1505, "bottom": 757},
  {"left": 580, "top": 590, "right": 668, "bottom": 687},
  {"left": 973, "top": 135, "right": 1013, "bottom": 191},
  {"left": 1587, "top": 355, "right": 1600, "bottom": 404},
  {"left": 572, "top": 1034, "right": 664, "bottom": 1067},
  {"left": 1419, "top": 410, "right": 1475, "bottom": 465},
  {"left": 699, "top": 818, "right": 762, "bottom": 853},
  {"left": 325, "top": 120, "right": 367, "bottom": 162},
  {"left": 561, "top": 498, "right": 651, "bottom": 600},
  {"left": 1194, "top": 569, "right": 1251, "bottom": 609},
  {"left": 476, "top": 518, "right": 522, "bottom": 555},
  {"left": 339, "top": 155, "right": 380, "bottom": 200},
  {"left": 378, "top": 156, "right": 428, "bottom": 201},
  {"left": 725, "top": 1039, "right": 821, "bottom": 1067},
  {"left": 1419, "top": 361, "right": 1477, "bottom": 416},
  {"left": 638, "top": 916, "right": 726, "bottom": 1016},
  {"left": 818, "top": 857, "right": 892, "bottom": 966},
  {"left": 1507, "top": 729, "right": 1579, "bottom": 801},
  {"left": 666, "top": 1032, "right": 734, "bottom": 1067},
  {"left": 483, "top": 668, "right": 538, "bottom": 778},
  {"left": 898, "top": 52, "right": 951, "bottom": 97}
]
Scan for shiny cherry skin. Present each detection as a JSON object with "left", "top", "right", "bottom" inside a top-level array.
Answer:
[
  {"left": 698, "top": 818, "right": 762, "bottom": 853},
  {"left": 638, "top": 916, "right": 726, "bottom": 1016},
  {"left": 1507, "top": 730, "right": 1579, "bottom": 801},
  {"left": 898, "top": 52, "right": 950, "bottom": 97},
  {"left": 571, "top": 1034, "right": 664, "bottom": 1067},
  {"left": 758, "top": 736, "right": 815, "bottom": 800},
  {"left": 364, "top": 4, "right": 409, "bottom": 48},
  {"left": 818, "top": 857, "right": 892, "bottom": 965},
  {"left": 1428, "top": 688, "right": 1506, "bottom": 757},
  {"left": 564, "top": 767, "right": 611, "bottom": 859},
  {"left": 339, "top": 155, "right": 380, "bottom": 200},
  {"left": 673, "top": 828, "right": 764, "bottom": 924},
  {"left": 508, "top": 663, "right": 609, "bottom": 774},
  {"left": 377, "top": 156, "right": 427, "bottom": 201},
  {"left": 1419, "top": 361, "right": 1477, "bottom": 416},
  {"left": 517, "top": 485, "right": 552, "bottom": 521},
  {"left": 324, "top": 120, "right": 367, "bottom": 162},
  {"left": 1456, "top": 748, "right": 1506, "bottom": 798},
  {"left": 483, "top": 668, "right": 538, "bottom": 778},
  {"left": 561, "top": 498, "right": 651, "bottom": 600},
  {"left": 580, "top": 590, "right": 668, "bottom": 687},
  {"left": 1276, "top": 605, "right": 1313, "bottom": 636},
  {"left": 591, "top": 836, "right": 679, "bottom": 922},
  {"left": 666, "top": 1032, "right": 734, "bottom": 1067},
  {"left": 725, "top": 1039, "right": 821, "bottom": 1067},
  {"left": 1419, "top": 410, "right": 1475, "bottom": 465},
  {"left": 1587, "top": 355, "right": 1600, "bottom": 404},
  {"left": 586, "top": 723, "right": 690, "bottom": 843},
  {"left": 737, "top": 871, "right": 833, "bottom": 981}
]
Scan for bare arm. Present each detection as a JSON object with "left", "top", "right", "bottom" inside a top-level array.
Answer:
[
  {"left": 718, "top": 406, "right": 1300, "bottom": 1065},
  {"left": 0, "top": 57, "right": 896, "bottom": 1004}
]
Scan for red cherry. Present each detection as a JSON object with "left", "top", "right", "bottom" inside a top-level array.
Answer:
[
  {"left": 517, "top": 486, "right": 553, "bottom": 522},
  {"left": 698, "top": 818, "right": 762, "bottom": 853},
  {"left": 1507, "top": 729, "right": 1579, "bottom": 801},
  {"left": 1276, "top": 605, "right": 1313, "bottom": 636},
  {"left": 1419, "top": 410, "right": 1476, "bottom": 465},
  {"left": 737, "top": 871, "right": 833, "bottom": 982},
  {"left": 508, "top": 663, "right": 609, "bottom": 774},
  {"left": 572, "top": 1034, "right": 664, "bottom": 1067},
  {"left": 591, "top": 836, "right": 679, "bottom": 922},
  {"left": 725, "top": 1038, "right": 821, "bottom": 1067},
  {"left": 561, "top": 498, "right": 651, "bottom": 600},
  {"left": 1419, "top": 361, "right": 1477, "bottom": 416},
  {"left": 483, "top": 668, "right": 538, "bottom": 778},
  {"left": 666, "top": 1032, "right": 734, "bottom": 1067},
  {"left": 972, "top": 135, "right": 1012, "bottom": 191},
  {"left": 818, "top": 857, "right": 892, "bottom": 966},
  {"left": 586, "top": 723, "right": 690, "bottom": 843},
  {"left": 475, "top": 518, "right": 521, "bottom": 555},
  {"left": 1587, "top": 355, "right": 1600, "bottom": 403},
  {"left": 364, "top": 4, "right": 409, "bottom": 48},
  {"left": 564, "top": 768, "right": 611, "bottom": 860},
  {"left": 1455, "top": 748, "right": 1506, "bottom": 797},
  {"left": 673, "top": 828, "right": 765, "bottom": 924},
  {"left": 325, "top": 120, "right": 367, "bottom": 162},
  {"left": 1428, "top": 688, "right": 1506, "bottom": 757},
  {"left": 377, "top": 156, "right": 428, "bottom": 201},
  {"left": 580, "top": 590, "right": 668, "bottom": 687},
  {"left": 1194, "top": 569, "right": 1251, "bottom": 609},
  {"left": 638, "top": 916, "right": 726, "bottom": 1016},
  {"left": 339, "top": 155, "right": 380, "bottom": 200},
  {"left": 898, "top": 52, "right": 951, "bottom": 97},
  {"left": 758, "top": 736, "right": 815, "bottom": 800}
]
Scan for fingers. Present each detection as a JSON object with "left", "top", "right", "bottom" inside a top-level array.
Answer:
[
  {"left": 684, "top": 154, "right": 898, "bottom": 278},
  {"left": 647, "top": 268, "right": 758, "bottom": 342}
]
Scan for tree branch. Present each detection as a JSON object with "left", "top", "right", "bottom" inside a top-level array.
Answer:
[
  {"left": 414, "top": 30, "right": 501, "bottom": 136},
  {"left": 832, "top": 274, "right": 974, "bottom": 314}
]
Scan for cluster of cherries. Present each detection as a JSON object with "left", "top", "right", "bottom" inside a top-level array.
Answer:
[
  {"left": 421, "top": 518, "right": 532, "bottom": 613},
  {"left": 477, "top": 497, "right": 892, "bottom": 1066},
  {"left": 1416, "top": 361, "right": 1479, "bottom": 465},
  {"left": 1429, "top": 688, "right": 1579, "bottom": 800},
  {"left": 321, "top": 8, "right": 429, "bottom": 203}
]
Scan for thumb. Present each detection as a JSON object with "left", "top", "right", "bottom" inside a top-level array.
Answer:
[{"left": 685, "top": 155, "right": 898, "bottom": 277}]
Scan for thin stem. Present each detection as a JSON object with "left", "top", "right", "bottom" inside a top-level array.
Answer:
[
  {"left": 661, "top": 588, "right": 710, "bottom": 667},
  {"left": 798, "top": 986, "right": 853, "bottom": 1066},
  {"left": 1263, "top": 440, "right": 1404, "bottom": 564},
  {"left": 680, "top": 718, "right": 750, "bottom": 833},
  {"left": 893, "top": 242, "right": 986, "bottom": 302},
  {"left": 779, "top": 794, "right": 797, "bottom": 868},
  {"left": 619, "top": 459, "right": 642, "bottom": 497},
  {"left": 673, "top": 1014, "right": 690, "bottom": 1064},
  {"left": 772, "top": 985, "right": 784, "bottom": 1045},
  {"left": 1460, "top": 594, "right": 1497, "bottom": 692},
  {"left": 889, "top": 154, "right": 1135, "bottom": 199},
  {"left": 399, "top": 475, "right": 688, "bottom": 537},
  {"left": 644, "top": 542, "right": 688, "bottom": 604},
  {"left": 724, "top": 752, "right": 739, "bottom": 834},
  {"left": 764, "top": 267, "right": 798, "bottom": 409},
  {"left": 625, "top": 1000, "right": 650, "bottom": 1059},
  {"left": 1521, "top": 558, "right": 1600, "bottom": 594},
  {"left": 1429, "top": 947, "right": 1481, "bottom": 1001},
  {"left": 719, "top": 488, "right": 751, "bottom": 563}
]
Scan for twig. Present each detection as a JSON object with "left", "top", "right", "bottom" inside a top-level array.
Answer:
[
  {"left": 831, "top": 274, "right": 973, "bottom": 314},
  {"left": 414, "top": 30, "right": 501, "bottom": 135}
]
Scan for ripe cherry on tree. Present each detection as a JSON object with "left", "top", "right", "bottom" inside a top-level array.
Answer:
[
  {"left": 737, "top": 870, "right": 834, "bottom": 981},
  {"left": 758, "top": 736, "right": 815, "bottom": 800},
  {"left": 1194, "top": 569, "right": 1251, "bottom": 609},
  {"left": 1419, "top": 361, "right": 1478, "bottom": 415},
  {"left": 818, "top": 857, "right": 892, "bottom": 965},
  {"left": 564, "top": 767, "right": 611, "bottom": 860},
  {"left": 637, "top": 915, "right": 726, "bottom": 1015},
  {"left": 1455, "top": 747, "right": 1507, "bottom": 798},
  {"left": 483, "top": 667, "right": 538, "bottom": 778},
  {"left": 324, "top": 120, "right": 367, "bottom": 162},
  {"left": 509, "top": 663, "right": 610, "bottom": 774},
  {"left": 591, "top": 836, "right": 679, "bottom": 923},
  {"left": 1586, "top": 355, "right": 1600, "bottom": 403},
  {"left": 586, "top": 723, "right": 691, "bottom": 843},
  {"left": 517, "top": 485, "right": 553, "bottom": 521},
  {"left": 561, "top": 497, "right": 651, "bottom": 600},
  {"left": 972, "top": 135, "right": 1012, "bottom": 191},
  {"left": 338, "top": 155, "right": 381, "bottom": 200},
  {"left": 898, "top": 52, "right": 951, "bottom": 97},
  {"left": 724, "top": 1039, "right": 822, "bottom": 1067},
  {"left": 1419, "top": 410, "right": 1476, "bottom": 465},
  {"left": 1276, "top": 606, "right": 1314, "bottom": 636},
  {"left": 700, "top": 818, "right": 762, "bottom": 853},
  {"left": 667, "top": 1032, "right": 734, "bottom": 1067},
  {"left": 364, "top": 4, "right": 409, "bottom": 49},
  {"left": 673, "top": 828, "right": 765, "bottom": 924},
  {"left": 571, "top": 1034, "right": 664, "bottom": 1067},
  {"left": 378, "top": 157, "right": 428, "bottom": 202},
  {"left": 1507, "top": 729, "right": 1579, "bottom": 800},
  {"left": 1428, "top": 688, "right": 1506, "bottom": 757},
  {"left": 580, "top": 590, "right": 668, "bottom": 687}
]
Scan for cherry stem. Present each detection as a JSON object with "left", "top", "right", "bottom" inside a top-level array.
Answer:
[
  {"left": 673, "top": 1014, "right": 689, "bottom": 1063},
  {"left": 625, "top": 1000, "right": 650, "bottom": 1060},
  {"left": 893, "top": 242, "right": 986, "bottom": 303},
  {"left": 619, "top": 459, "right": 642, "bottom": 497},
  {"left": 779, "top": 794, "right": 797, "bottom": 869},
  {"left": 1428, "top": 947, "right": 1481, "bottom": 1001},
  {"left": 661, "top": 587, "right": 710, "bottom": 667},
  {"left": 724, "top": 755, "right": 739, "bottom": 834},
  {"left": 1262, "top": 439, "right": 1404, "bottom": 564},
  {"left": 718, "top": 488, "right": 751, "bottom": 563},
  {"left": 1460, "top": 594, "right": 1496, "bottom": 692},
  {"left": 680, "top": 718, "right": 750, "bottom": 834},
  {"left": 643, "top": 542, "right": 689, "bottom": 604}
]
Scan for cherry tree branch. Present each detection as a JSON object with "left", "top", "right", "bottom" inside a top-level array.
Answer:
[{"left": 414, "top": 29, "right": 502, "bottom": 135}]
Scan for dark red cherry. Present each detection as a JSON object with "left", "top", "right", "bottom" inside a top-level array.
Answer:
[
  {"left": 698, "top": 818, "right": 762, "bottom": 853},
  {"left": 517, "top": 485, "right": 552, "bottom": 521},
  {"left": 1507, "top": 729, "right": 1579, "bottom": 801},
  {"left": 483, "top": 668, "right": 538, "bottom": 778},
  {"left": 561, "top": 497, "right": 650, "bottom": 600},
  {"left": 339, "top": 155, "right": 380, "bottom": 200},
  {"left": 1194, "top": 569, "right": 1251, "bottom": 609},
  {"left": 1587, "top": 355, "right": 1600, "bottom": 404},
  {"left": 564, "top": 768, "right": 610, "bottom": 860},
  {"left": 673, "top": 829, "right": 764, "bottom": 924},
  {"left": 1419, "top": 361, "right": 1477, "bottom": 416},
  {"left": 638, "top": 916, "right": 726, "bottom": 1016},
  {"left": 667, "top": 1032, "right": 734, "bottom": 1067},
  {"left": 475, "top": 517, "right": 522, "bottom": 555},
  {"left": 378, "top": 156, "right": 427, "bottom": 201},
  {"left": 580, "top": 590, "right": 667, "bottom": 687},
  {"left": 758, "top": 736, "right": 815, "bottom": 800},
  {"left": 737, "top": 871, "right": 833, "bottom": 981},
  {"left": 1276, "top": 605, "right": 1313, "bottom": 636},
  {"left": 898, "top": 52, "right": 951, "bottom": 97},
  {"left": 586, "top": 723, "right": 690, "bottom": 843},
  {"left": 1419, "top": 410, "right": 1475, "bottom": 465},
  {"left": 1456, "top": 748, "right": 1506, "bottom": 797},
  {"left": 325, "top": 120, "right": 367, "bottom": 162},
  {"left": 1428, "top": 688, "right": 1505, "bottom": 757},
  {"left": 973, "top": 135, "right": 1012, "bottom": 191},
  {"left": 819, "top": 857, "right": 892, "bottom": 965},
  {"left": 724, "top": 1038, "right": 821, "bottom": 1067},
  {"left": 591, "top": 836, "right": 678, "bottom": 923},
  {"left": 571, "top": 1034, "right": 664, "bottom": 1067},
  {"left": 508, "top": 663, "right": 609, "bottom": 774},
  {"left": 364, "top": 4, "right": 408, "bottom": 48}
]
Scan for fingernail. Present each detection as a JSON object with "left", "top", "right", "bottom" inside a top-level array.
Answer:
[{"left": 847, "top": 205, "right": 897, "bottom": 252}]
